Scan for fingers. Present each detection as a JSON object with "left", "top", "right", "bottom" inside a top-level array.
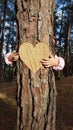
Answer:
[
  {"left": 13, "top": 55, "right": 19, "bottom": 61},
  {"left": 12, "top": 50, "right": 19, "bottom": 56},
  {"left": 12, "top": 50, "right": 16, "bottom": 54},
  {"left": 40, "top": 61, "right": 49, "bottom": 65},
  {"left": 9, "top": 51, "right": 19, "bottom": 62},
  {"left": 40, "top": 57, "right": 54, "bottom": 68},
  {"left": 40, "top": 58, "right": 49, "bottom": 62},
  {"left": 40, "top": 58, "right": 50, "bottom": 67}
]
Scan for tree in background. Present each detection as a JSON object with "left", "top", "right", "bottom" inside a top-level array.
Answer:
[{"left": 16, "top": 0, "right": 57, "bottom": 130}]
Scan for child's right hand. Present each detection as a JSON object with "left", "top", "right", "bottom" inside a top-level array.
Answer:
[{"left": 8, "top": 51, "right": 19, "bottom": 62}]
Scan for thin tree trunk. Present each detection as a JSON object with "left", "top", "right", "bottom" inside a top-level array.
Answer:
[
  {"left": 64, "top": 21, "right": 71, "bottom": 76},
  {"left": 66, "top": 21, "right": 71, "bottom": 75},
  {"left": 16, "top": 0, "right": 57, "bottom": 130},
  {"left": 64, "top": 0, "right": 71, "bottom": 76}
]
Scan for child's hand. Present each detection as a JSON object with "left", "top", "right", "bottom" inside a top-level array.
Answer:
[
  {"left": 40, "top": 54, "right": 59, "bottom": 68},
  {"left": 8, "top": 51, "right": 19, "bottom": 62}
]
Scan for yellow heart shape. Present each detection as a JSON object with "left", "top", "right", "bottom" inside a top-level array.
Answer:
[{"left": 19, "top": 42, "right": 50, "bottom": 73}]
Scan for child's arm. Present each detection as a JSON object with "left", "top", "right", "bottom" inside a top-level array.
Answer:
[
  {"left": 40, "top": 54, "right": 65, "bottom": 71},
  {"left": 5, "top": 51, "right": 19, "bottom": 65},
  {"left": 5, "top": 51, "right": 65, "bottom": 71}
]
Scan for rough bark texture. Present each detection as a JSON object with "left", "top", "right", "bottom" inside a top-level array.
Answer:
[{"left": 16, "top": 0, "right": 57, "bottom": 130}]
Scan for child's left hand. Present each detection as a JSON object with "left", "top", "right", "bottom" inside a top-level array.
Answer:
[{"left": 40, "top": 54, "right": 59, "bottom": 68}]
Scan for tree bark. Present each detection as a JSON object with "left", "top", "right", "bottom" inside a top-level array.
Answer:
[
  {"left": 64, "top": 21, "right": 71, "bottom": 76},
  {"left": 16, "top": 0, "right": 57, "bottom": 130}
]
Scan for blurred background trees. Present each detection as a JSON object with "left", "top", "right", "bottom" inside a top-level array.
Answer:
[
  {"left": 0, "top": 0, "right": 73, "bottom": 82},
  {"left": 0, "top": 0, "right": 16, "bottom": 82},
  {"left": 55, "top": 0, "right": 73, "bottom": 76}
]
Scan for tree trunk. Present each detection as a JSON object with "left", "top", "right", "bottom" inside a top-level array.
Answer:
[
  {"left": 16, "top": 0, "right": 57, "bottom": 130},
  {"left": 64, "top": 21, "right": 71, "bottom": 76}
]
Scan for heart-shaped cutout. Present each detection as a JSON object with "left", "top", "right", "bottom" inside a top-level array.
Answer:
[{"left": 19, "top": 42, "right": 50, "bottom": 73}]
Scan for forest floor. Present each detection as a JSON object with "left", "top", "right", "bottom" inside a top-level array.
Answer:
[{"left": 0, "top": 76, "right": 73, "bottom": 130}]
